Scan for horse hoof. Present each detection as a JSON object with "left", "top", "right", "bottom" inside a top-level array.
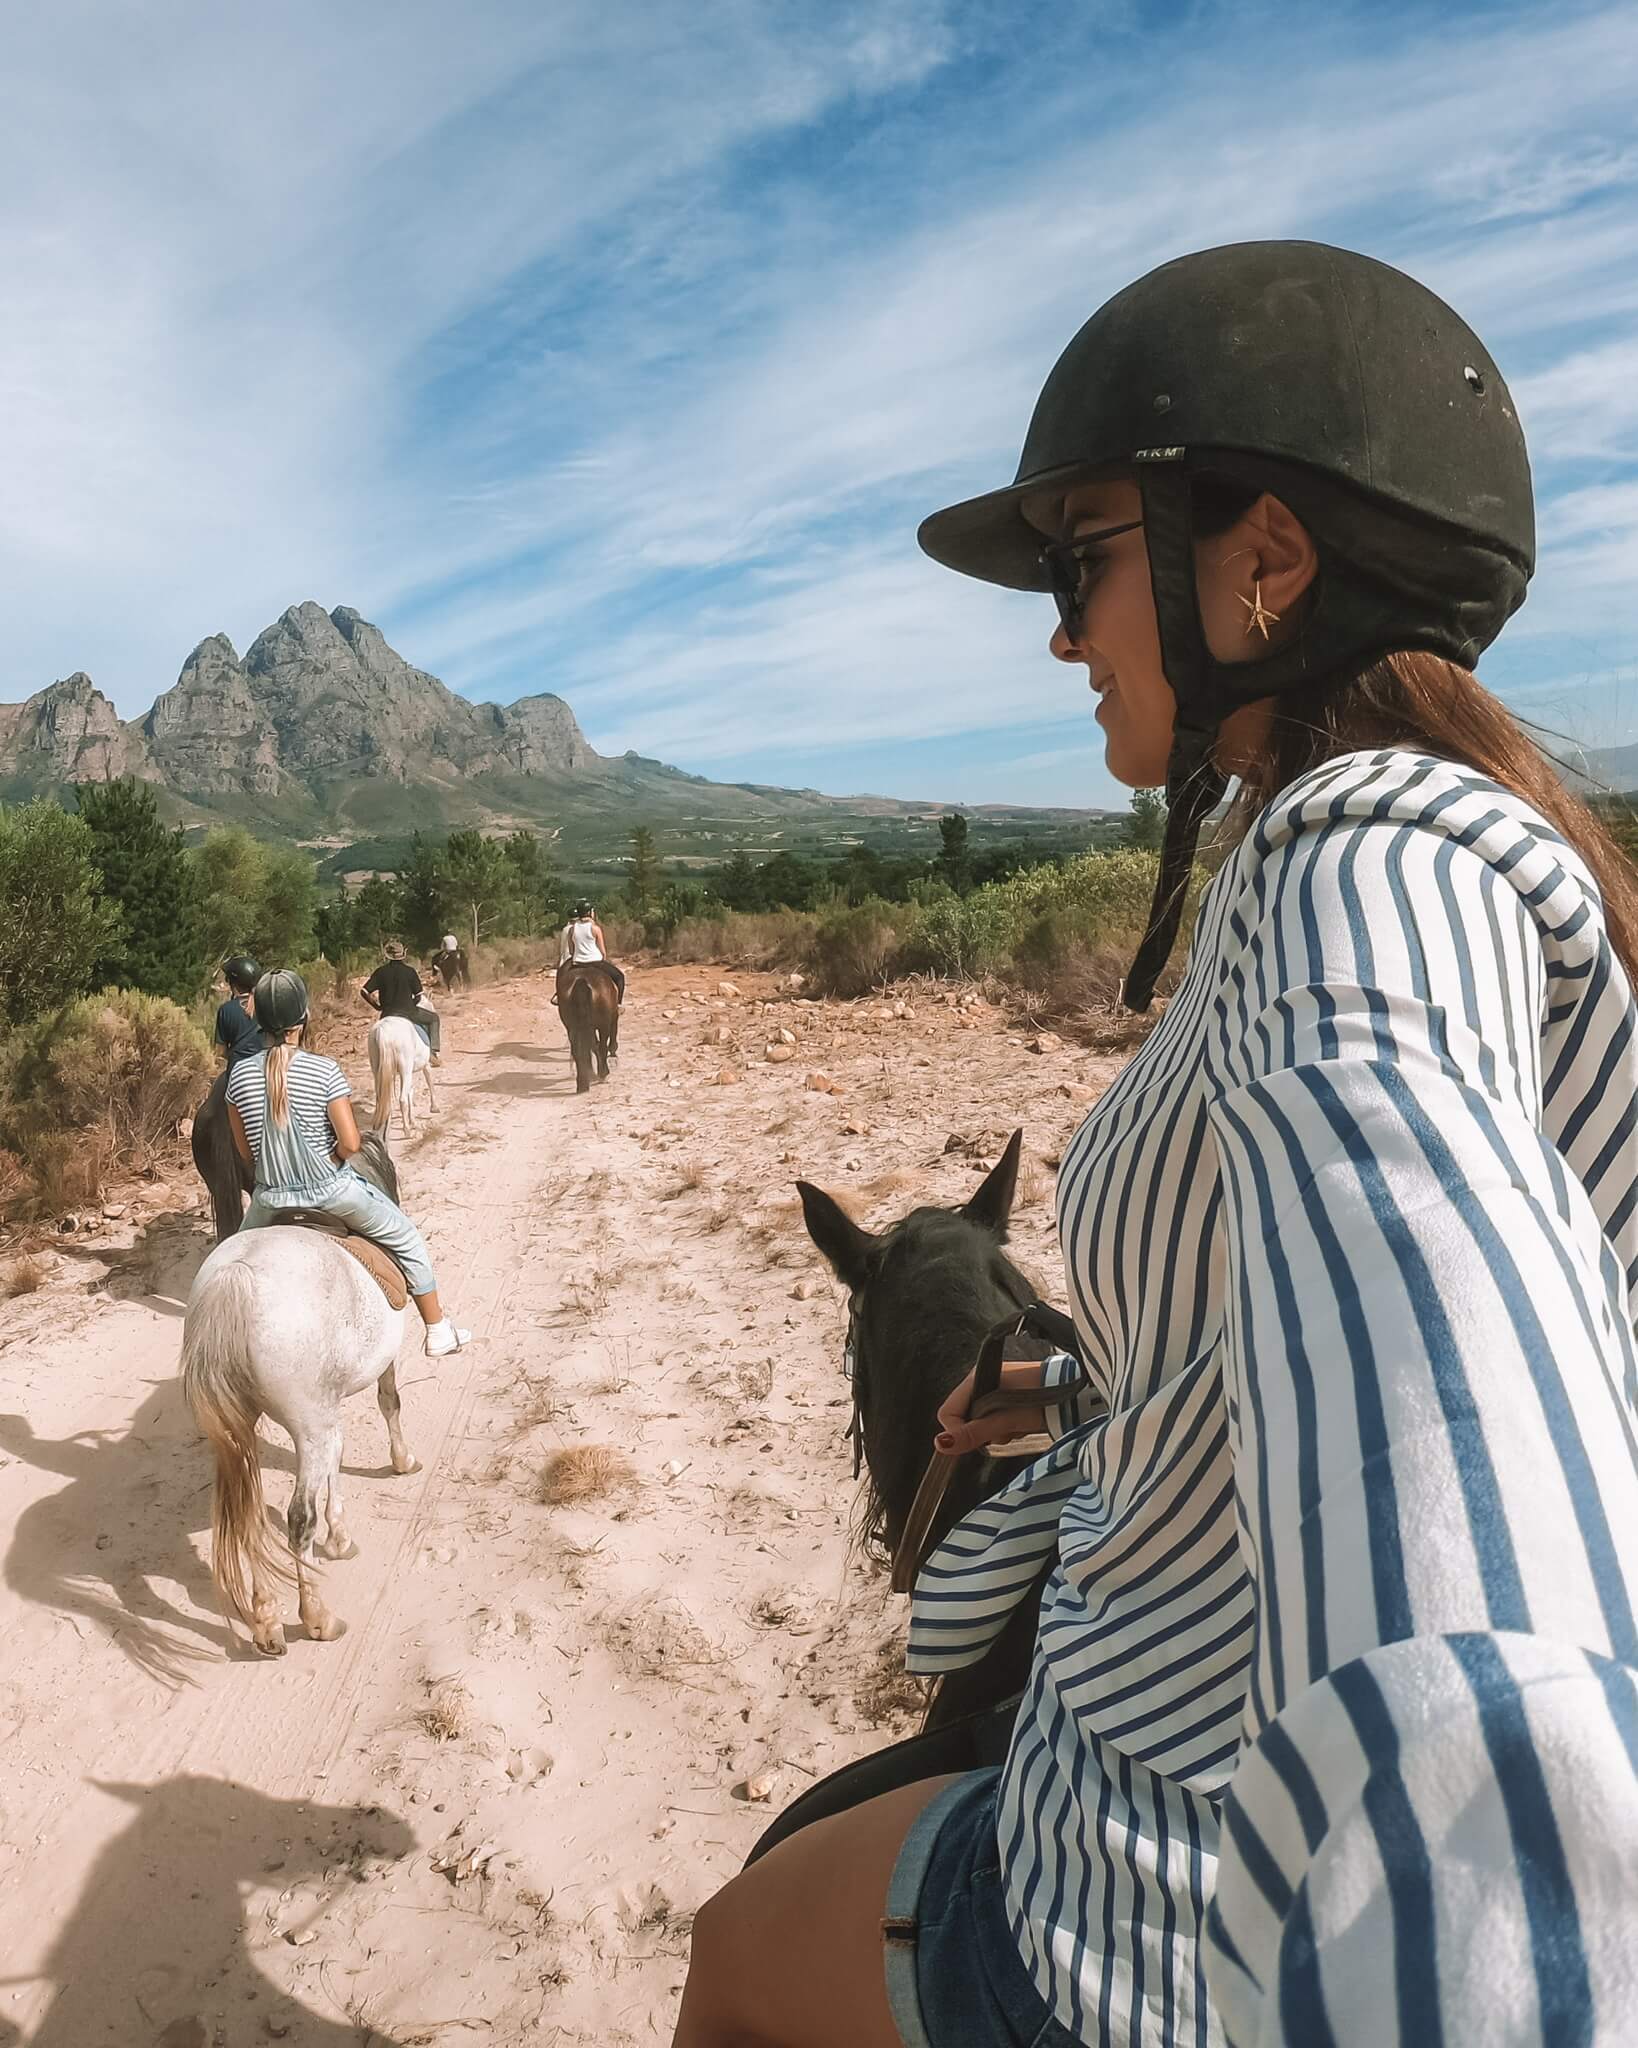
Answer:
[
  {"left": 305, "top": 1614, "right": 347, "bottom": 1643},
  {"left": 253, "top": 1631, "right": 288, "bottom": 1658},
  {"left": 393, "top": 1455, "right": 422, "bottom": 1475},
  {"left": 319, "top": 1538, "right": 359, "bottom": 1561}
]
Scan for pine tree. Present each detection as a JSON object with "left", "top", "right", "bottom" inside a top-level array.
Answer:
[
  {"left": 1125, "top": 787, "right": 1168, "bottom": 852},
  {"left": 74, "top": 778, "right": 196, "bottom": 998},
  {"left": 627, "top": 825, "right": 659, "bottom": 914},
  {"left": 0, "top": 799, "right": 123, "bottom": 1026},
  {"left": 442, "top": 830, "right": 517, "bottom": 950},
  {"left": 936, "top": 812, "right": 972, "bottom": 892}
]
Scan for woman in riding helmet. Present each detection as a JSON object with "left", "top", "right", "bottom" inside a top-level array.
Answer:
[
  {"left": 214, "top": 954, "right": 263, "bottom": 1067},
  {"left": 225, "top": 969, "right": 472, "bottom": 1358},
  {"left": 674, "top": 243, "right": 1638, "bottom": 2045},
  {"left": 559, "top": 898, "right": 625, "bottom": 1001}
]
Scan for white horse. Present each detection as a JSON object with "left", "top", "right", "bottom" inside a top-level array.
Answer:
[
  {"left": 181, "top": 1133, "right": 421, "bottom": 1655},
  {"left": 369, "top": 1014, "right": 435, "bottom": 1138}
]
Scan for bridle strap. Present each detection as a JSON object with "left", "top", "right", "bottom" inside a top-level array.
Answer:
[{"left": 890, "top": 1300, "right": 1094, "bottom": 1596}]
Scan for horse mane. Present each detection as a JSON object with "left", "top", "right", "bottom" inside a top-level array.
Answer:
[{"left": 352, "top": 1131, "right": 399, "bottom": 1203}]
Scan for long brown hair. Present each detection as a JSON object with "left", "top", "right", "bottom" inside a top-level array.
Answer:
[{"left": 1219, "top": 650, "right": 1638, "bottom": 989}]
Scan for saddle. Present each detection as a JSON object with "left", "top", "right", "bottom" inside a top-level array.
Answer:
[{"left": 267, "top": 1211, "right": 410, "bottom": 1310}]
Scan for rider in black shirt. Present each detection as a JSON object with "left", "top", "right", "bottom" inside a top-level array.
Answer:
[
  {"left": 214, "top": 954, "right": 263, "bottom": 1066},
  {"left": 361, "top": 940, "right": 441, "bottom": 1062}
]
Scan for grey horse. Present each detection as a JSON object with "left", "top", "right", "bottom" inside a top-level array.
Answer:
[{"left": 180, "top": 1133, "right": 420, "bottom": 1655}]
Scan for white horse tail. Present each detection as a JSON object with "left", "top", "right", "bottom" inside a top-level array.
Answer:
[
  {"left": 369, "top": 1019, "right": 414, "bottom": 1136},
  {"left": 182, "top": 1259, "right": 292, "bottom": 1627},
  {"left": 368, "top": 1022, "right": 390, "bottom": 1134}
]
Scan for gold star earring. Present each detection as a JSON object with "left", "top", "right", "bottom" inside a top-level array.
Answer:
[{"left": 1238, "top": 579, "right": 1280, "bottom": 641}]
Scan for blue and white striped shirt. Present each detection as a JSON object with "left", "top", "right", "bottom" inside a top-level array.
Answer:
[
  {"left": 907, "top": 748, "right": 1638, "bottom": 2044},
  {"left": 226, "top": 1048, "right": 351, "bottom": 1204}
]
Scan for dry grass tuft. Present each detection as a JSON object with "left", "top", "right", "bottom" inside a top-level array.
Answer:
[
  {"left": 558, "top": 1258, "right": 619, "bottom": 1320},
  {"left": 417, "top": 1678, "right": 471, "bottom": 1744},
  {"left": 539, "top": 1531, "right": 604, "bottom": 1592},
  {"left": 602, "top": 1597, "right": 722, "bottom": 1680},
  {"left": 735, "top": 1358, "right": 774, "bottom": 1403},
  {"left": 696, "top": 1198, "right": 733, "bottom": 1235},
  {"left": 855, "top": 1636, "right": 930, "bottom": 1728},
  {"left": 748, "top": 1587, "right": 816, "bottom": 1632},
  {"left": 585, "top": 1341, "right": 632, "bottom": 1395},
  {"left": 663, "top": 1158, "right": 708, "bottom": 1199},
  {"left": 3, "top": 1253, "right": 48, "bottom": 1298},
  {"left": 509, "top": 1373, "right": 569, "bottom": 1436},
  {"left": 538, "top": 1444, "right": 638, "bottom": 1506}
]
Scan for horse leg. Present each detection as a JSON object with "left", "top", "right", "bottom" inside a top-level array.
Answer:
[
  {"left": 318, "top": 1464, "right": 358, "bottom": 1562},
  {"left": 288, "top": 1428, "right": 345, "bottom": 1641},
  {"left": 422, "top": 1059, "right": 436, "bottom": 1120},
  {"left": 376, "top": 1364, "right": 420, "bottom": 1475}
]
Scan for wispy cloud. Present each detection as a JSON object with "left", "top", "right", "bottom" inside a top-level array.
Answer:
[{"left": 5, "top": 1, "right": 1638, "bottom": 808}]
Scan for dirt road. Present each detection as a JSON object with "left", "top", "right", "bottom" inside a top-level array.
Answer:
[{"left": 0, "top": 966, "right": 1121, "bottom": 2045}]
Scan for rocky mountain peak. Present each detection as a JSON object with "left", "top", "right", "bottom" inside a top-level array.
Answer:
[
  {"left": 0, "top": 672, "right": 149, "bottom": 785},
  {"left": 1, "top": 600, "right": 604, "bottom": 810}
]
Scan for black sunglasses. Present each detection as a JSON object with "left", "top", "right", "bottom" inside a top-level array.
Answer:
[{"left": 1039, "top": 519, "right": 1143, "bottom": 636}]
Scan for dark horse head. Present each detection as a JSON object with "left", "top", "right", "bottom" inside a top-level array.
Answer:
[{"left": 797, "top": 1130, "right": 1039, "bottom": 1562}]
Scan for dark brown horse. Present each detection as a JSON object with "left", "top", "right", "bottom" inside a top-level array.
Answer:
[
  {"left": 556, "top": 962, "right": 619, "bottom": 1092},
  {"left": 745, "top": 1133, "right": 1077, "bottom": 1867},
  {"left": 797, "top": 1130, "right": 1071, "bottom": 1730},
  {"left": 191, "top": 1068, "right": 253, "bottom": 1241}
]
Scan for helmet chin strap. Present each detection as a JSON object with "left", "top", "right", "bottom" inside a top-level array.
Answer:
[{"left": 1121, "top": 462, "right": 1228, "bottom": 1013}]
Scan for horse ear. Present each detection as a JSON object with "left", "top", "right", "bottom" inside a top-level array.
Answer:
[
  {"left": 964, "top": 1128, "right": 1023, "bottom": 1239},
  {"left": 796, "top": 1181, "right": 879, "bottom": 1292}
]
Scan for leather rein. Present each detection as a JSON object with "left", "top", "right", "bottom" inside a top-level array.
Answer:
[{"left": 837, "top": 1268, "right": 1093, "bottom": 1597}]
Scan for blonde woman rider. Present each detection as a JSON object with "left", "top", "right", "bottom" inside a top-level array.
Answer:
[{"left": 225, "top": 970, "right": 471, "bottom": 1358}]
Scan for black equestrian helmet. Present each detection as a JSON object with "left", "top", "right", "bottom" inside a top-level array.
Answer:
[
  {"left": 918, "top": 239, "right": 1533, "bottom": 608},
  {"left": 918, "top": 241, "right": 1536, "bottom": 1008}
]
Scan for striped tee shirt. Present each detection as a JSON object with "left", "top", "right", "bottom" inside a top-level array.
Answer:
[
  {"left": 225, "top": 1048, "right": 351, "bottom": 1203},
  {"left": 907, "top": 748, "right": 1638, "bottom": 2045}
]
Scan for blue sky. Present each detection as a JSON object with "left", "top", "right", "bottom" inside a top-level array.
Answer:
[{"left": 4, "top": 0, "right": 1637, "bottom": 808}]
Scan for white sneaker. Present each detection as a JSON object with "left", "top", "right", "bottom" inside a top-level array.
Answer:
[{"left": 425, "top": 1320, "right": 471, "bottom": 1357}]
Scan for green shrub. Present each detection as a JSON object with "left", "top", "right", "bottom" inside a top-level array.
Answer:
[
  {"left": 1, "top": 989, "right": 213, "bottom": 1174},
  {"left": 0, "top": 799, "right": 123, "bottom": 1028},
  {"left": 655, "top": 908, "right": 810, "bottom": 968},
  {"left": 804, "top": 898, "right": 906, "bottom": 997}
]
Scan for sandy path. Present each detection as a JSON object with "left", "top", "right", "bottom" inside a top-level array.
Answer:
[{"left": 0, "top": 967, "right": 1121, "bottom": 2045}]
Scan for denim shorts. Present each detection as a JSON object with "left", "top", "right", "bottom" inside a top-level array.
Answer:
[{"left": 883, "top": 1770, "right": 1082, "bottom": 2048}]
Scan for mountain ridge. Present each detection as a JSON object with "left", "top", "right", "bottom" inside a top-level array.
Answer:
[{"left": 0, "top": 605, "right": 1115, "bottom": 858}]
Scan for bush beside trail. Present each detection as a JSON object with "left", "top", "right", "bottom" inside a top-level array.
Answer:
[
  {"left": 632, "top": 845, "right": 1204, "bottom": 1020},
  {"left": 0, "top": 990, "right": 212, "bottom": 1226}
]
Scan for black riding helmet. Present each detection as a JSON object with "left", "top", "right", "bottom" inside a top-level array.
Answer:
[
  {"left": 222, "top": 953, "right": 260, "bottom": 993},
  {"left": 919, "top": 240, "right": 1535, "bottom": 1009},
  {"left": 253, "top": 968, "right": 309, "bottom": 1041}
]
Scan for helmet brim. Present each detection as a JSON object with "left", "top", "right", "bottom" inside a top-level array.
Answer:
[{"left": 917, "top": 459, "right": 1128, "bottom": 591}]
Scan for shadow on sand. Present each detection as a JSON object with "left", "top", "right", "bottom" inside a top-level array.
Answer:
[
  {"left": 0, "top": 1774, "right": 414, "bottom": 2046},
  {"left": 0, "top": 1369, "right": 402, "bottom": 1689}
]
